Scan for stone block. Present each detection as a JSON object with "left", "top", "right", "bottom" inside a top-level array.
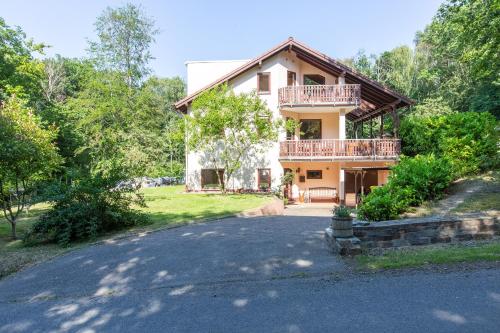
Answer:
[{"left": 324, "top": 228, "right": 361, "bottom": 256}]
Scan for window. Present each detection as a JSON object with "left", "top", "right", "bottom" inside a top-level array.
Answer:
[
  {"left": 285, "top": 117, "right": 294, "bottom": 140},
  {"left": 201, "top": 169, "right": 224, "bottom": 189},
  {"left": 307, "top": 170, "right": 322, "bottom": 179},
  {"left": 257, "top": 72, "right": 270, "bottom": 94},
  {"left": 300, "top": 119, "right": 322, "bottom": 140},
  {"left": 303, "top": 74, "right": 325, "bottom": 85},
  {"left": 287, "top": 71, "right": 296, "bottom": 86},
  {"left": 258, "top": 169, "right": 271, "bottom": 191}
]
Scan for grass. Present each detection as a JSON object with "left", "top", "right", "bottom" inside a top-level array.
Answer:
[
  {"left": 452, "top": 192, "right": 500, "bottom": 213},
  {"left": 139, "top": 186, "right": 273, "bottom": 228},
  {"left": 357, "top": 241, "right": 500, "bottom": 270},
  {"left": 0, "top": 186, "right": 273, "bottom": 279}
]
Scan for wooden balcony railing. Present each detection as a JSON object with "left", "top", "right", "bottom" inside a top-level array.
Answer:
[
  {"left": 279, "top": 139, "right": 401, "bottom": 160},
  {"left": 278, "top": 84, "right": 361, "bottom": 107}
]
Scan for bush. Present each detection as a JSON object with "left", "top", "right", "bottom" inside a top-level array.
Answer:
[
  {"left": 26, "top": 174, "right": 149, "bottom": 246},
  {"left": 358, "top": 155, "right": 452, "bottom": 221},
  {"left": 390, "top": 155, "right": 453, "bottom": 205},
  {"left": 357, "top": 185, "right": 414, "bottom": 221},
  {"left": 400, "top": 112, "right": 498, "bottom": 177}
]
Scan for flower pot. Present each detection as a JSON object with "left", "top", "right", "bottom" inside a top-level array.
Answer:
[{"left": 331, "top": 216, "right": 353, "bottom": 238}]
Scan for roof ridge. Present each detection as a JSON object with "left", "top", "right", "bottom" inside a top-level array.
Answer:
[{"left": 175, "top": 38, "right": 413, "bottom": 115}]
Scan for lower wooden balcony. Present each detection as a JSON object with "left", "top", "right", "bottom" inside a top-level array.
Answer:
[{"left": 279, "top": 139, "right": 401, "bottom": 161}]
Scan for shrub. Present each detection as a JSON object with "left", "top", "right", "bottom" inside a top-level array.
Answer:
[
  {"left": 357, "top": 185, "right": 414, "bottom": 221},
  {"left": 333, "top": 205, "right": 351, "bottom": 218},
  {"left": 358, "top": 155, "right": 452, "bottom": 221},
  {"left": 26, "top": 174, "right": 149, "bottom": 246},
  {"left": 400, "top": 112, "right": 498, "bottom": 177},
  {"left": 389, "top": 155, "right": 453, "bottom": 205}
]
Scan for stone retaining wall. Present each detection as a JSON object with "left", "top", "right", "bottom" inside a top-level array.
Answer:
[
  {"left": 353, "top": 214, "right": 499, "bottom": 249},
  {"left": 239, "top": 197, "right": 284, "bottom": 217}
]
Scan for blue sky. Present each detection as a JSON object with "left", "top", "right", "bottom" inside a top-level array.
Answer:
[{"left": 2, "top": 0, "right": 443, "bottom": 79}]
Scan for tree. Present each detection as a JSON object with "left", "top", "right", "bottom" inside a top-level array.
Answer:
[
  {"left": 187, "top": 84, "right": 281, "bottom": 193},
  {"left": 0, "top": 96, "right": 61, "bottom": 239},
  {"left": 417, "top": 0, "right": 500, "bottom": 116},
  {"left": 88, "top": 3, "right": 159, "bottom": 87},
  {"left": 0, "top": 17, "right": 45, "bottom": 106}
]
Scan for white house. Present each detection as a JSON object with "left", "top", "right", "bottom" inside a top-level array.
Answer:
[{"left": 175, "top": 38, "right": 412, "bottom": 205}]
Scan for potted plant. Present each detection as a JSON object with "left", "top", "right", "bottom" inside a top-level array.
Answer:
[{"left": 331, "top": 206, "right": 353, "bottom": 238}]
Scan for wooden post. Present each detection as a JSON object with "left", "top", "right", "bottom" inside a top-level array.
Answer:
[
  {"left": 354, "top": 122, "right": 358, "bottom": 139},
  {"left": 370, "top": 118, "right": 373, "bottom": 138},
  {"left": 379, "top": 114, "right": 384, "bottom": 138}
]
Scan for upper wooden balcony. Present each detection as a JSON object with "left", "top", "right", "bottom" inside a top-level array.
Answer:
[
  {"left": 279, "top": 139, "right": 401, "bottom": 161},
  {"left": 278, "top": 84, "right": 361, "bottom": 108}
]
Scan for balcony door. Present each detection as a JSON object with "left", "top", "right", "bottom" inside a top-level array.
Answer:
[
  {"left": 300, "top": 119, "right": 322, "bottom": 140},
  {"left": 287, "top": 71, "right": 296, "bottom": 86}
]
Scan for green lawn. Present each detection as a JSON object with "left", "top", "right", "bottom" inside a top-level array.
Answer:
[
  {"left": 139, "top": 185, "right": 273, "bottom": 228},
  {"left": 0, "top": 185, "right": 273, "bottom": 278},
  {"left": 357, "top": 242, "right": 500, "bottom": 270}
]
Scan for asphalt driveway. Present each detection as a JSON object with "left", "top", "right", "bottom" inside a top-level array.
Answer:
[{"left": 0, "top": 216, "right": 499, "bottom": 332}]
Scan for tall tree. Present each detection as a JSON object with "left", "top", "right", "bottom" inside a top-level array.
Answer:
[
  {"left": 417, "top": 0, "right": 500, "bottom": 116},
  {"left": 0, "top": 96, "right": 61, "bottom": 239},
  {"left": 88, "top": 3, "right": 159, "bottom": 87},
  {"left": 0, "top": 17, "right": 45, "bottom": 106}
]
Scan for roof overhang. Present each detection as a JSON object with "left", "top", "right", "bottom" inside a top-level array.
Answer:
[{"left": 175, "top": 37, "right": 414, "bottom": 122}]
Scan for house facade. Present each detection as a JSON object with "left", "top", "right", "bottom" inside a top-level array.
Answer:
[{"left": 175, "top": 38, "right": 412, "bottom": 205}]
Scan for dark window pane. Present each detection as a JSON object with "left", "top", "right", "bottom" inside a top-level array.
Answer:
[
  {"left": 300, "top": 119, "right": 321, "bottom": 139},
  {"left": 258, "top": 73, "right": 270, "bottom": 93},
  {"left": 303, "top": 74, "right": 325, "bottom": 85},
  {"left": 286, "top": 117, "right": 293, "bottom": 140},
  {"left": 258, "top": 169, "right": 271, "bottom": 191},
  {"left": 201, "top": 169, "right": 224, "bottom": 189},
  {"left": 307, "top": 170, "right": 322, "bottom": 179}
]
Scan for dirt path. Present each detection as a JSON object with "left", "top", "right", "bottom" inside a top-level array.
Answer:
[{"left": 404, "top": 172, "right": 499, "bottom": 217}]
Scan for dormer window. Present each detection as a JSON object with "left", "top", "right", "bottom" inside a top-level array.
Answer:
[{"left": 257, "top": 72, "right": 270, "bottom": 94}]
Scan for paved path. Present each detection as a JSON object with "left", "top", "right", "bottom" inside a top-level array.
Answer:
[
  {"left": 0, "top": 216, "right": 499, "bottom": 332},
  {"left": 284, "top": 203, "right": 334, "bottom": 216}
]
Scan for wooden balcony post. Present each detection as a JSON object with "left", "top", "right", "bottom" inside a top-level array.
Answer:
[{"left": 379, "top": 114, "right": 384, "bottom": 138}]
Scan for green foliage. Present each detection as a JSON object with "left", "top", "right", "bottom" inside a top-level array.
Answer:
[
  {"left": 26, "top": 173, "right": 149, "bottom": 246},
  {"left": 187, "top": 84, "right": 281, "bottom": 192},
  {"left": 418, "top": 0, "right": 500, "bottom": 116},
  {"left": 358, "top": 155, "right": 452, "bottom": 221},
  {"left": 413, "top": 97, "right": 455, "bottom": 117},
  {"left": 343, "top": 1, "right": 499, "bottom": 118},
  {"left": 401, "top": 112, "right": 498, "bottom": 177},
  {"left": 0, "top": 96, "right": 61, "bottom": 238},
  {"left": 0, "top": 17, "right": 45, "bottom": 105},
  {"left": 65, "top": 71, "right": 186, "bottom": 178},
  {"left": 332, "top": 205, "right": 351, "bottom": 218},
  {"left": 390, "top": 155, "right": 453, "bottom": 205},
  {"left": 357, "top": 185, "right": 414, "bottom": 221},
  {"left": 88, "top": 3, "right": 159, "bottom": 87}
]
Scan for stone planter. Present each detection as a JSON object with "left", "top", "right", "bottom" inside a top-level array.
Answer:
[{"left": 331, "top": 216, "right": 353, "bottom": 238}]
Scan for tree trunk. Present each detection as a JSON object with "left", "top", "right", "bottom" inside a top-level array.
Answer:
[{"left": 11, "top": 222, "right": 17, "bottom": 240}]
